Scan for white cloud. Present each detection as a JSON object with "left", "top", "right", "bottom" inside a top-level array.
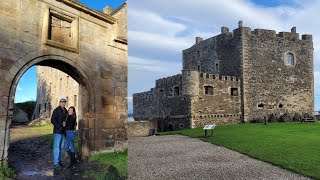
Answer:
[
  {"left": 129, "top": 31, "right": 193, "bottom": 53},
  {"left": 129, "top": 10, "right": 186, "bottom": 37},
  {"left": 17, "top": 85, "right": 22, "bottom": 91},
  {"left": 129, "top": 56, "right": 181, "bottom": 73}
]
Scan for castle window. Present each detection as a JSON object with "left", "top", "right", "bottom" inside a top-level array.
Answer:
[
  {"left": 159, "top": 89, "right": 164, "bottom": 96},
  {"left": 38, "top": 104, "right": 41, "bottom": 113},
  {"left": 44, "top": 103, "right": 47, "bottom": 112},
  {"left": 204, "top": 86, "right": 213, "bottom": 95},
  {"left": 197, "top": 51, "right": 200, "bottom": 57},
  {"left": 174, "top": 87, "right": 180, "bottom": 96},
  {"left": 257, "top": 103, "right": 264, "bottom": 109},
  {"left": 46, "top": 9, "right": 79, "bottom": 52},
  {"left": 215, "top": 63, "right": 219, "bottom": 72},
  {"left": 279, "top": 103, "right": 283, "bottom": 108},
  {"left": 231, "top": 88, "right": 238, "bottom": 96},
  {"left": 197, "top": 65, "right": 200, "bottom": 71},
  {"left": 286, "top": 53, "right": 294, "bottom": 66}
]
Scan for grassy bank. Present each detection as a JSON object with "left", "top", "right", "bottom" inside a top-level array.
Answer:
[{"left": 162, "top": 122, "right": 320, "bottom": 179}]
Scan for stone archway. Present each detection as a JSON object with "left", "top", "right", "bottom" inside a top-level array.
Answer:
[
  {"left": 0, "top": 0, "right": 128, "bottom": 163},
  {"left": 6, "top": 55, "right": 94, "bottom": 160}
]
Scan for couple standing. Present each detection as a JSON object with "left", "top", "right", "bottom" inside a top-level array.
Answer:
[{"left": 51, "top": 98, "right": 77, "bottom": 170}]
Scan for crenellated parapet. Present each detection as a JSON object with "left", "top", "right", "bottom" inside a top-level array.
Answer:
[
  {"left": 155, "top": 74, "right": 182, "bottom": 87},
  {"left": 199, "top": 73, "right": 240, "bottom": 82}
]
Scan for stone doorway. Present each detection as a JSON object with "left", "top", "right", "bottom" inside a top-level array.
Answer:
[{"left": 2, "top": 56, "right": 93, "bottom": 163}]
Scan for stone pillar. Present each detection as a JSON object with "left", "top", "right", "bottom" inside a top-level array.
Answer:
[{"left": 0, "top": 111, "right": 10, "bottom": 163}]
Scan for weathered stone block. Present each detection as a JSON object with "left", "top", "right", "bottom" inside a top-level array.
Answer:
[
  {"left": 101, "top": 95, "right": 115, "bottom": 105},
  {"left": 0, "top": 28, "right": 12, "bottom": 48},
  {"left": 100, "top": 69, "right": 113, "bottom": 79},
  {"left": 0, "top": 58, "right": 14, "bottom": 70},
  {"left": 95, "top": 115, "right": 120, "bottom": 129}
]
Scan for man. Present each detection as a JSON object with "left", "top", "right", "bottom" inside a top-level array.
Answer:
[{"left": 51, "top": 98, "right": 68, "bottom": 170}]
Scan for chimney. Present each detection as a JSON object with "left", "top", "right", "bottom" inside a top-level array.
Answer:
[
  {"left": 195, "top": 37, "right": 203, "bottom": 44},
  {"left": 103, "top": 6, "right": 114, "bottom": 15},
  {"left": 238, "top": 20, "right": 243, "bottom": 28}
]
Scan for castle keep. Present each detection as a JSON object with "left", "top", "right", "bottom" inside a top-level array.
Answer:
[{"left": 133, "top": 22, "right": 314, "bottom": 131}]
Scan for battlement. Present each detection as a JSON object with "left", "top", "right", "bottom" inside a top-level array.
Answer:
[
  {"left": 156, "top": 74, "right": 182, "bottom": 87},
  {"left": 133, "top": 90, "right": 155, "bottom": 99},
  {"left": 251, "top": 27, "right": 312, "bottom": 41},
  {"left": 188, "top": 22, "right": 312, "bottom": 50},
  {"left": 199, "top": 73, "right": 240, "bottom": 82}
]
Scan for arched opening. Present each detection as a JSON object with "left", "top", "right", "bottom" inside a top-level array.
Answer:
[
  {"left": 286, "top": 52, "right": 294, "bottom": 66},
  {"left": 5, "top": 56, "right": 94, "bottom": 178}
]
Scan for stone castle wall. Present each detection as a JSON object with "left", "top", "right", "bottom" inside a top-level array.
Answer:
[
  {"left": 242, "top": 28, "right": 314, "bottom": 120},
  {"left": 33, "top": 66, "right": 80, "bottom": 120},
  {"left": 182, "top": 28, "right": 242, "bottom": 77},
  {"left": 191, "top": 73, "right": 241, "bottom": 127},
  {"left": 127, "top": 120, "right": 157, "bottom": 137}
]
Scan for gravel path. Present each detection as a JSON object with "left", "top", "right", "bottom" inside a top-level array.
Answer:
[{"left": 128, "top": 135, "right": 311, "bottom": 180}]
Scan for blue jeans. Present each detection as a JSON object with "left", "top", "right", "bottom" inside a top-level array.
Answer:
[
  {"left": 64, "top": 130, "right": 76, "bottom": 153},
  {"left": 53, "top": 133, "right": 65, "bottom": 165}
]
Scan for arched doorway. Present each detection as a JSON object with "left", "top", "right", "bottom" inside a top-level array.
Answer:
[{"left": 1, "top": 55, "right": 94, "bottom": 164}]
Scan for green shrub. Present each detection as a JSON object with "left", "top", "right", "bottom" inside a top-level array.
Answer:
[
  {"left": 0, "top": 165, "right": 15, "bottom": 179},
  {"left": 279, "top": 113, "right": 291, "bottom": 122},
  {"left": 15, "top": 101, "right": 36, "bottom": 120},
  {"left": 292, "top": 113, "right": 302, "bottom": 122},
  {"left": 268, "top": 113, "right": 277, "bottom": 123},
  {"left": 249, "top": 119, "right": 262, "bottom": 123}
]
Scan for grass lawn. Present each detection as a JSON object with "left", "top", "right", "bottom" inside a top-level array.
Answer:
[
  {"left": 86, "top": 151, "right": 128, "bottom": 179},
  {"left": 162, "top": 122, "right": 320, "bottom": 179}
]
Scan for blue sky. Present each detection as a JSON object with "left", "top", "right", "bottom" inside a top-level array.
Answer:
[
  {"left": 14, "top": 0, "right": 126, "bottom": 103},
  {"left": 128, "top": 0, "right": 320, "bottom": 113},
  {"left": 14, "top": 66, "right": 37, "bottom": 103}
]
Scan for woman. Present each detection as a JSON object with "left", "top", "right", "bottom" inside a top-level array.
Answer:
[{"left": 63, "top": 106, "right": 77, "bottom": 168}]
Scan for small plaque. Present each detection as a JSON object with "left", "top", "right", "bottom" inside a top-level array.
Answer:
[{"left": 203, "top": 124, "right": 216, "bottom": 130}]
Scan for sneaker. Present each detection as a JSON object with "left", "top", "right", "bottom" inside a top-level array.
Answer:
[
  {"left": 54, "top": 165, "right": 63, "bottom": 171},
  {"left": 59, "top": 161, "right": 64, "bottom": 167}
]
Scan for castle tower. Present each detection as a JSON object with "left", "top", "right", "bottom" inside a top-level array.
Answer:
[{"left": 182, "top": 70, "right": 199, "bottom": 97}]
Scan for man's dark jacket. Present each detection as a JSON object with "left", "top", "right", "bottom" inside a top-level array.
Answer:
[{"left": 51, "top": 106, "right": 67, "bottom": 134}]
